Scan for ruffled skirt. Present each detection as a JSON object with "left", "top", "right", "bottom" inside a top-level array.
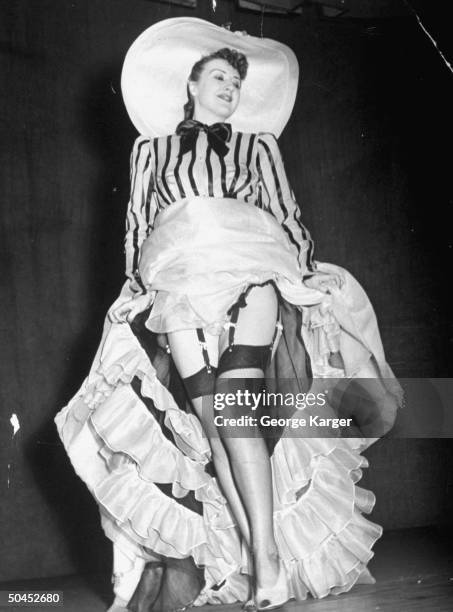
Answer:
[{"left": 55, "top": 197, "right": 401, "bottom": 607}]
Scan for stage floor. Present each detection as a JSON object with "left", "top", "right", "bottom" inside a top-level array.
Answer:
[{"left": 1, "top": 527, "right": 452, "bottom": 612}]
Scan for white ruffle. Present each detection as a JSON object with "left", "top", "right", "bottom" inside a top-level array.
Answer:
[
  {"left": 56, "top": 314, "right": 387, "bottom": 605},
  {"left": 55, "top": 197, "right": 402, "bottom": 604},
  {"left": 138, "top": 198, "right": 403, "bottom": 409}
]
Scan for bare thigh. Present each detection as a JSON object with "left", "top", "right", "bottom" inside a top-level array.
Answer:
[
  {"left": 166, "top": 283, "right": 278, "bottom": 425},
  {"left": 167, "top": 328, "right": 218, "bottom": 379},
  {"left": 168, "top": 283, "right": 278, "bottom": 378},
  {"left": 219, "top": 283, "right": 278, "bottom": 358}
]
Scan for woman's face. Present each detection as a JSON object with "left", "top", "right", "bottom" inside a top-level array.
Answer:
[{"left": 189, "top": 58, "right": 241, "bottom": 124}]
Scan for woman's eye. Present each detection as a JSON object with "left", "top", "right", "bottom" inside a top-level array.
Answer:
[{"left": 214, "top": 74, "right": 224, "bottom": 81}]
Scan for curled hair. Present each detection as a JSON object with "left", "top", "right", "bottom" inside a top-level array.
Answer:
[{"left": 183, "top": 48, "right": 249, "bottom": 120}]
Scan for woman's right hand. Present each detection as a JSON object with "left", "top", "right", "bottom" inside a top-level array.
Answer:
[
  {"left": 108, "top": 292, "right": 154, "bottom": 324},
  {"left": 303, "top": 271, "right": 344, "bottom": 293}
]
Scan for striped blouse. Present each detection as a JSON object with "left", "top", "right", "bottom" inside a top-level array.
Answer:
[{"left": 124, "top": 130, "right": 315, "bottom": 292}]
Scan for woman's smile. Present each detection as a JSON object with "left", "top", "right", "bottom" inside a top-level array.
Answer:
[
  {"left": 189, "top": 58, "right": 241, "bottom": 124},
  {"left": 218, "top": 92, "right": 232, "bottom": 102}
]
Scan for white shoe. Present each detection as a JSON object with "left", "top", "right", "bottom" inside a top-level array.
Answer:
[{"left": 255, "top": 562, "right": 289, "bottom": 611}]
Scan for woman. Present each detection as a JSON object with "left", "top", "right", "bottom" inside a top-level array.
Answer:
[{"left": 55, "top": 17, "right": 401, "bottom": 612}]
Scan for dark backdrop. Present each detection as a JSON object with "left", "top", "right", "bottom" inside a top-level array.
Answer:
[{"left": 1, "top": 0, "right": 452, "bottom": 583}]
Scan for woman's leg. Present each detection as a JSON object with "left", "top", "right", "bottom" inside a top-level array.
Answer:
[
  {"left": 216, "top": 285, "right": 283, "bottom": 596},
  {"left": 167, "top": 328, "right": 252, "bottom": 548}
]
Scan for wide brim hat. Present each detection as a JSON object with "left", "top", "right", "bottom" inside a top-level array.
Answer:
[{"left": 121, "top": 17, "right": 299, "bottom": 138}]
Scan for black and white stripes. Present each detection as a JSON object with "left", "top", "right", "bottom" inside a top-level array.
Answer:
[{"left": 124, "top": 130, "right": 314, "bottom": 292}]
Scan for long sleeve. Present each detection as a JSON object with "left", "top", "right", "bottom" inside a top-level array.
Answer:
[
  {"left": 256, "top": 132, "right": 315, "bottom": 275},
  {"left": 124, "top": 136, "right": 159, "bottom": 293}
]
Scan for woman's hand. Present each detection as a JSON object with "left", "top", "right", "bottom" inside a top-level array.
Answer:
[
  {"left": 303, "top": 271, "right": 344, "bottom": 293},
  {"left": 108, "top": 292, "right": 154, "bottom": 324}
]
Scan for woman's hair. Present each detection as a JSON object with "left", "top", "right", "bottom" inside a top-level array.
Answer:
[{"left": 183, "top": 48, "right": 249, "bottom": 120}]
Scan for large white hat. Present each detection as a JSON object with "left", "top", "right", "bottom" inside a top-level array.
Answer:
[{"left": 121, "top": 17, "right": 299, "bottom": 138}]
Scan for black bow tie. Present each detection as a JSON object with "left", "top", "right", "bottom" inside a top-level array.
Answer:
[{"left": 176, "top": 119, "right": 232, "bottom": 158}]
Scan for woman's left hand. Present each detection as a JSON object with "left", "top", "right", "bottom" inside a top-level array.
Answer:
[
  {"left": 108, "top": 292, "right": 154, "bottom": 324},
  {"left": 303, "top": 271, "right": 344, "bottom": 293}
]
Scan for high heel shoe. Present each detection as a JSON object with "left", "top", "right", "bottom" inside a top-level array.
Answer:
[{"left": 255, "top": 561, "right": 289, "bottom": 612}]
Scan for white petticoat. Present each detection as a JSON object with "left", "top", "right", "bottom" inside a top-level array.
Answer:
[
  {"left": 139, "top": 197, "right": 399, "bottom": 384},
  {"left": 55, "top": 196, "right": 402, "bottom": 605}
]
